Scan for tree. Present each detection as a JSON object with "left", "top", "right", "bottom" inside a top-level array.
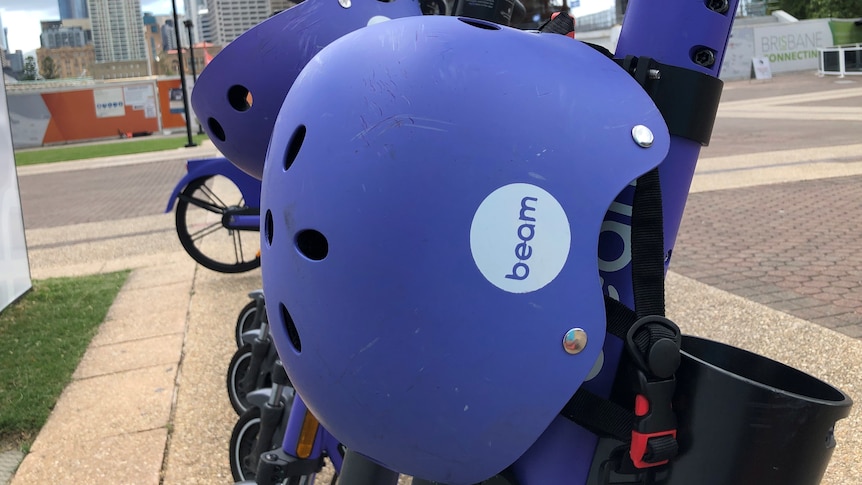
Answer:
[
  {"left": 809, "top": 0, "right": 862, "bottom": 18},
  {"left": 768, "top": 0, "right": 810, "bottom": 19},
  {"left": 771, "top": 0, "right": 861, "bottom": 18},
  {"left": 41, "top": 56, "right": 58, "bottom": 80},
  {"left": 21, "top": 56, "right": 37, "bottom": 81}
]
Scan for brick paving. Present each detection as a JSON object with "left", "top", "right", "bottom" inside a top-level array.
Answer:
[
  {"left": 702, "top": 78, "right": 862, "bottom": 158},
  {"left": 17, "top": 158, "right": 187, "bottom": 230},
  {"left": 673, "top": 174, "right": 862, "bottom": 339},
  {"left": 703, "top": 116, "right": 862, "bottom": 158}
]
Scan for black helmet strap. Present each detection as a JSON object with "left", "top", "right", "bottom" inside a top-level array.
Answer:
[{"left": 561, "top": 167, "right": 682, "bottom": 475}]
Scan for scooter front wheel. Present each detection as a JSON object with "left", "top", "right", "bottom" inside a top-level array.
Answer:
[
  {"left": 227, "top": 343, "right": 276, "bottom": 415},
  {"left": 231, "top": 405, "right": 293, "bottom": 482},
  {"left": 236, "top": 300, "right": 261, "bottom": 348},
  {"left": 174, "top": 175, "right": 261, "bottom": 273},
  {"left": 227, "top": 344, "right": 254, "bottom": 415}
]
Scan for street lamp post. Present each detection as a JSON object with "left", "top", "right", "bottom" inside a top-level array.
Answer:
[
  {"left": 183, "top": 20, "right": 198, "bottom": 83},
  {"left": 183, "top": 19, "right": 204, "bottom": 134},
  {"left": 171, "top": 0, "right": 196, "bottom": 147}
]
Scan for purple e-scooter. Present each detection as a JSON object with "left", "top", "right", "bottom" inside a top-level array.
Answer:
[{"left": 194, "top": 0, "right": 852, "bottom": 484}]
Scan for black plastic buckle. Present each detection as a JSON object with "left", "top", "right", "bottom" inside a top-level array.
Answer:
[
  {"left": 625, "top": 316, "right": 681, "bottom": 469},
  {"left": 625, "top": 315, "right": 681, "bottom": 379},
  {"left": 255, "top": 447, "right": 325, "bottom": 485},
  {"left": 600, "top": 445, "right": 669, "bottom": 484}
]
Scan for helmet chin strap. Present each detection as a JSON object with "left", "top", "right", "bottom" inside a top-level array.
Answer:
[
  {"left": 556, "top": 49, "right": 725, "bottom": 478},
  {"left": 560, "top": 167, "right": 683, "bottom": 476}
]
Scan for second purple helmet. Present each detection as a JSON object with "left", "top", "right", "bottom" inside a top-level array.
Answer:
[{"left": 191, "top": 0, "right": 423, "bottom": 179}]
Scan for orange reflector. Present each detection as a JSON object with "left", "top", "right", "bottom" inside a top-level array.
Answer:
[{"left": 296, "top": 410, "right": 320, "bottom": 459}]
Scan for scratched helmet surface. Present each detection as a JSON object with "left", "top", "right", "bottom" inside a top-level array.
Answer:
[
  {"left": 190, "top": 0, "right": 423, "bottom": 179},
  {"left": 261, "top": 15, "right": 670, "bottom": 485}
]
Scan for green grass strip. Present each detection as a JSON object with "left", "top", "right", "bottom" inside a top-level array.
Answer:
[
  {"left": 15, "top": 134, "right": 210, "bottom": 166},
  {"left": 0, "top": 270, "right": 130, "bottom": 449}
]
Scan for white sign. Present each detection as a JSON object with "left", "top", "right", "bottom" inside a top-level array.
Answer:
[
  {"left": 0, "top": 74, "right": 32, "bottom": 311},
  {"left": 144, "top": 98, "right": 157, "bottom": 118},
  {"left": 94, "top": 88, "right": 126, "bottom": 118},
  {"left": 124, "top": 84, "right": 154, "bottom": 108},
  {"left": 752, "top": 57, "right": 773, "bottom": 80},
  {"left": 753, "top": 20, "right": 832, "bottom": 74}
]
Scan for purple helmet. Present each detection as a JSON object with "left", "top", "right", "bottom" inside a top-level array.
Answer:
[
  {"left": 261, "top": 16, "right": 670, "bottom": 484},
  {"left": 190, "top": 0, "right": 424, "bottom": 179}
]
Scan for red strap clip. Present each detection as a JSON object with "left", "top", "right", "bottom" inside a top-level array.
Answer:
[{"left": 630, "top": 429, "right": 677, "bottom": 468}]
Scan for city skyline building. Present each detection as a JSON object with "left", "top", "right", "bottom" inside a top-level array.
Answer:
[
  {"left": 60, "top": 18, "right": 94, "bottom": 43},
  {"left": 41, "top": 25, "right": 89, "bottom": 49},
  {"left": 36, "top": 45, "right": 95, "bottom": 78},
  {"left": 199, "top": 11, "right": 215, "bottom": 43},
  {"left": 160, "top": 19, "right": 176, "bottom": 51},
  {"left": 183, "top": 0, "right": 206, "bottom": 46},
  {"left": 270, "top": 0, "right": 298, "bottom": 15},
  {"left": 59, "top": 0, "right": 90, "bottom": 19},
  {"left": 87, "top": 0, "right": 147, "bottom": 63},
  {"left": 41, "top": 20, "right": 64, "bottom": 32},
  {"left": 159, "top": 18, "right": 190, "bottom": 52},
  {"left": 142, "top": 12, "right": 162, "bottom": 75},
  {"left": 7, "top": 50, "right": 25, "bottom": 73},
  {"left": 36, "top": 18, "right": 94, "bottom": 78},
  {"left": 204, "top": 0, "right": 270, "bottom": 46}
]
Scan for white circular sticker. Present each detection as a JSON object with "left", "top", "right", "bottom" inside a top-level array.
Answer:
[{"left": 470, "top": 183, "right": 571, "bottom": 293}]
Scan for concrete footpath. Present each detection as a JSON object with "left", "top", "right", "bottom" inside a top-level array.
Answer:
[{"left": 3, "top": 72, "right": 862, "bottom": 484}]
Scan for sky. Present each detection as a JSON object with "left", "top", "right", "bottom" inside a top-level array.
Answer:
[{"left": 1, "top": 0, "right": 179, "bottom": 55}]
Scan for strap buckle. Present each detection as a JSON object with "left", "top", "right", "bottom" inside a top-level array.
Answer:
[
  {"left": 630, "top": 425, "right": 677, "bottom": 468},
  {"left": 625, "top": 315, "right": 681, "bottom": 379},
  {"left": 625, "top": 316, "right": 681, "bottom": 469},
  {"left": 599, "top": 445, "right": 670, "bottom": 484}
]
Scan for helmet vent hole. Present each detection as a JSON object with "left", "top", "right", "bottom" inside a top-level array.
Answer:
[
  {"left": 264, "top": 210, "right": 274, "bottom": 246},
  {"left": 280, "top": 303, "right": 302, "bottom": 353},
  {"left": 227, "top": 85, "right": 253, "bottom": 112},
  {"left": 207, "top": 117, "right": 226, "bottom": 141},
  {"left": 296, "top": 230, "right": 328, "bottom": 261},
  {"left": 285, "top": 125, "right": 306, "bottom": 171},
  {"left": 458, "top": 18, "right": 501, "bottom": 30}
]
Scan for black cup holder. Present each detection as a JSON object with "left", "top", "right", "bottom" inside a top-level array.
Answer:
[
  {"left": 665, "top": 335, "right": 852, "bottom": 485},
  {"left": 589, "top": 335, "right": 851, "bottom": 485}
]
